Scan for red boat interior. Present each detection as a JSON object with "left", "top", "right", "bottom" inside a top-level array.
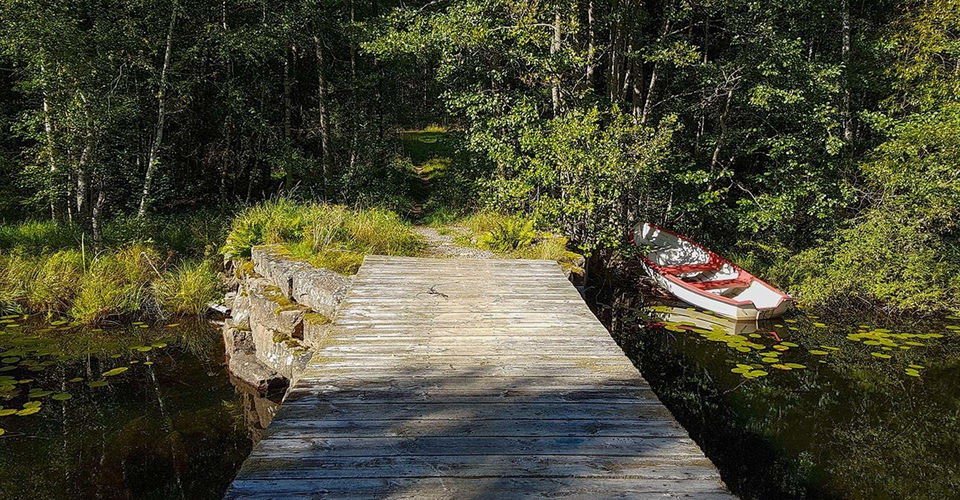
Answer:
[{"left": 656, "top": 254, "right": 753, "bottom": 292}]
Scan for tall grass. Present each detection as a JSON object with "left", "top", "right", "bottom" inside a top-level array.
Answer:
[
  {"left": 155, "top": 260, "right": 222, "bottom": 316},
  {"left": 0, "top": 213, "right": 227, "bottom": 323},
  {"left": 222, "top": 200, "right": 425, "bottom": 274}
]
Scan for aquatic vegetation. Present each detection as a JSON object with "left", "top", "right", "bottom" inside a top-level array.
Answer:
[{"left": 154, "top": 260, "right": 222, "bottom": 316}]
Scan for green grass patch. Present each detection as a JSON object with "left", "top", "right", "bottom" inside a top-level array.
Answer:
[
  {"left": 222, "top": 199, "right": 425, "bottom": 275},
  {"left": 154, "top": 260, "right": 223, "bottom": 316}
]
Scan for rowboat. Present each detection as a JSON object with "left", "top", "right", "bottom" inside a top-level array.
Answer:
[{"left": 629, "top": 223, "right": 792, "bottom": 320}]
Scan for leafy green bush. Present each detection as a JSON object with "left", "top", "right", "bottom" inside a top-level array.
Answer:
[
  {"left": 155, "top": 260, "right": 222, "bottom": 316},
  {"left": 476, "top": 218, "right": 536, "bottom": 251}
]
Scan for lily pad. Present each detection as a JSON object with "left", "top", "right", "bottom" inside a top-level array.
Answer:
[
  {"left": 771, "top": 364, "right": 793, "bottom": 371},
  {"left": 0, "top": 428, "right": 5, "bottom": 436},
  {"left": 68, "top": 377, "right": 83, "bottom": 383},
  {"left": 101, "top": 367, "right": 128, "bottom": 377},
  {"left": 51, "top": 393, "right": 72, "bottom": 401},
  {"left": 87, "top": 381, "right": 108, "bottom": 388},
  {"left": 22, "top": 401, "right": 41, "bottom": 408},
  {"left": 16, "top": 407, "right": 40, "bottom": 416},
  {"left": 809, "top": 350, "right": 830, "bottom": 355},
  {"left": 0, "top": 409, "right": 16, "bottom": 416},
  {"left": 870, "top": 352, "right": 892, "bottom": 359},
  {"left": 785, "top": 363, "right": 806, "bottom": 369}
]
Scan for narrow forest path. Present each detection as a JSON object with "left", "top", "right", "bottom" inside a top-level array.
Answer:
[{"left": 414, "top": 226, "right": 494, "bottom": 259}]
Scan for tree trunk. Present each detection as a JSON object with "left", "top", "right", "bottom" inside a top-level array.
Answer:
[
  {"left": 586, "top": 0, "right": 595, "bottom": 84},
  {"left": 841, "top": 0, "right": 853, "bottom": 146},
  {"left": 641, "top": 18, "right": 671, "bottom": 125},
  {"left": 710, "top": 86, "right": 734, "bottom": 173},
  {"left": 91, "top": 185, "right": 105, "bottom": 250},
  {"left": 551, "top": 11, "right": 561, "bottom": 116},
  {"left": 137, "top": 5, "right": 177, "bottom": 217},
  {"left": 40, "top": 59, "right": 60, "bottom": 220},
  {"left": 314, "top": 36, "right": 332, "bottom": 200}
]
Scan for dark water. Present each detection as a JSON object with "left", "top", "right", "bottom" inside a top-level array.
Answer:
[
  {"left": 0, "top": 317, "right": 265, "bottom": 498},
  {"left": 592, "top": 279, "right": 960, "bottom": 499}
]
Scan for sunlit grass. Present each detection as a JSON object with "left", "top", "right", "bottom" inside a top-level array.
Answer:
[{"left": 222, "top": 199, "right": 426, "bottom": 275}]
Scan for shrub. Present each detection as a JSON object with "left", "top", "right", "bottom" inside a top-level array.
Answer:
[
  {"left": 155, "top": 260, "right": 222, "bottom": 316},
  {"left": 476, "top": 218, "right": 536, "bottom": 252}
]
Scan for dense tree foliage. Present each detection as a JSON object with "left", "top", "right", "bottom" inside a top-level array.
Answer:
[{"left": 0, "top": 0, "right": 956, "bottom": 312}]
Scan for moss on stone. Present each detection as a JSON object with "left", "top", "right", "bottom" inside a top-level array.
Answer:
[{"left": 303, "top": 312, "right": 331, "bottom": 325}]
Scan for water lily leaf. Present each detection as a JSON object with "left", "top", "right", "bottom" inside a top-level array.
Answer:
[
  {"left": 780, "top": 342, "right": 799, "bottom": 347},
  {"left": 904, "top": 369, "right": 921, "bottom": 377},
  {"left": 51, "top": 393, "right": 72, "bottom": 401},
  {"left": 812, "top": 322, "right": 827, "bottom": 328},
  {"left": 134, "top": 346, "right": 152, "bottom": 352},
  {"left": 17, "top": 379, "right": 32, "bottom": 384},
  {"left": 27, "top": 390, "right": 52, "bottom": 398},
  {"left": 748, "top": 334, "right": 761, "bottom": 338},
  {"left": 870, "top": 352, "right": 892, "bottom": 359},
  {"left": 0, "top": 409, "right": 16, "bottom": 416},
  {"left": 110, "top": 354, "right": 121, "bottom": 359},
  {"left": 809, "top": 350, "right": 830, "bottom": 355},
  {"left": 761, "top": 357, "right": 779, "bottom": 363},
  {"left": 771, "top": 364, "right": 792, "bottom": 370},
  {"left": 87, "top": 381, "right": 108, "bottom": 388},
  {"left": 908, "top": 364, "right": 924, "bottom": 369},
  {"left": 165, "top": 323, "right": 180, "bottom": 328},
  {"left": 748, "top": 370, "right": 768, "bottom": 377},
  {"left": 0, "top": 428, "right": 5, "bottom": 436},
  {"left": 130, "top": 360, "right": 139, "bottom": 364},
  {"left": 151, "top": 343, "right": 167, "bottom": 348},
  {"left": 772, "top": 345, "right": 789, "bottom": 351},
  {"left": 22, "top": 401, "right": 41, "bottom": 408},
  {"left": 785, "top": 363, "right": 806, "bottom": 369},
  {"left": 101, "top": 367, "right": 128, "bottom": 377},
  {"left": 143, "top": 361, "right": 154, "bottom": 366},
  {"left": 16, "top": 407, "right": 40, "bottom": 416},
  {"left": 68, "top": 377, "right": 83, "bottom": 383},
  {"left": 1, "top": 357, "right": 20, "bottom": 364},
  {"left": 0, "top": 366, "right": 15, "bottom": 372}
]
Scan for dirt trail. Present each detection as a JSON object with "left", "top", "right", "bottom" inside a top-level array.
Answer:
[{"left": 414, "top": 226, "right": 494, "bottom": 259}]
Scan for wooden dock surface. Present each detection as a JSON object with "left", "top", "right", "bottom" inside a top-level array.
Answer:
[{"left": 226, "top": 256, "right": 732, "bottom": 498}]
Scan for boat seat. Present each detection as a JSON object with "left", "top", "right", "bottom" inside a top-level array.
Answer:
[
  {"left": 658, "top": 261, "right": 724, "bottom": 275},
  {"left": 688, "top": 278, "right": 752, "bottom": 290}
]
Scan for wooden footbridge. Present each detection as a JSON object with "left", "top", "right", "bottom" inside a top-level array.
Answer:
[{"left": 226, "top": 256, "right": 732, "bottom": 498}]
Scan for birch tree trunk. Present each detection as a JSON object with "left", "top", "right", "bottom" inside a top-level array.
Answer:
[
  {"left": 40, "top": 59, "right": 59, "bottom": 220},
  {"left": 841, "top": 0, "right": 853, "bottom": 146},
  {"left": 137, "top": 5, "right": 177, "bottom": 217},
  {"left": 314, "top": 36, "right": 332, "bottom": 200}
]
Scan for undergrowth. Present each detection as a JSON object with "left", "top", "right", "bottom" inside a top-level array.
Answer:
[{"left": 222, "top": 199, "right": 425, "bottom": 275}]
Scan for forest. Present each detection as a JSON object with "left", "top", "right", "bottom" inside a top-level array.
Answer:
[{"left": 0, "top": 0, "right": 958, "bottom": 318}]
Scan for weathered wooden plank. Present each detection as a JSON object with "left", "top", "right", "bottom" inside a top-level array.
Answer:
[
  {"left": 268, "top": 402, "right": 676, "bottom": 421},
  {"left": 282, "top": 387, "right": 660, "bottom": 404},
  {"left": 235, "top": 455, "right": 719, "bottom": 480},
  {"left": 264, "top": 418, "right": 686, "bottom": 439}
]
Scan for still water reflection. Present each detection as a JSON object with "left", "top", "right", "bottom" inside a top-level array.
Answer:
[
  {"left": 598, "top": 295, "right": 960, "bottom": 499},
  {"left": 0, "top": 317, "right": 269, "bottom": 498}
]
